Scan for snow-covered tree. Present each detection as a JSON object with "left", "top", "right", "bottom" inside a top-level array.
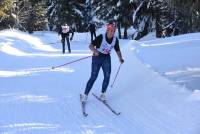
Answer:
[
  {"left": 131, "top": 0, "right": 177, "bottom": 39},
  {"left": 0, "top": 0, "right": 199, "bottom": 36},
  {"left": 116, "top": 0, "right": 136, "bottom": 39},
  {"left": 46, "top": 0, "right": 85, "bottom": 32},
  {"left": 91, "top": 0, "right": 136, "bottom": 39},
  {"left": 11, "top": 0, "right": 30, "bottom": 31},
  {"left": 170, "top": 0, "right": 200, "bottom": 33}
]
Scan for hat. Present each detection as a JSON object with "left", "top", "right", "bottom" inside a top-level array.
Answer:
[{"left": 63, "top": 22, "right": 68, "bottom": 26}]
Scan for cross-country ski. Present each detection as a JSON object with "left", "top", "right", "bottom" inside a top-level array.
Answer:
[
  {"left": 92, "top": 93, "right": 121, "bottom": 116},
  {"left": 80, "top": 94, "right": 88, "bottom": 117}
]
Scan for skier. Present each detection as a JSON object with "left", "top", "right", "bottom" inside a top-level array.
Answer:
[
  {"left": 59, "top": 23, "right": 74, "bottom": 53},
  {"left": 81, "top": 22, "right": 124, "bottom": 102},
  {"left": 88, "top": 22, "right": 97, "bottom": 42}
]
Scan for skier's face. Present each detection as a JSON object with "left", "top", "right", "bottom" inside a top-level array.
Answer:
[
  {"left": 106, "top": 24, "right": 116, "bottom": 38},
  {"left": 107, "top": 29, "right": 115, "bottom": 38}
]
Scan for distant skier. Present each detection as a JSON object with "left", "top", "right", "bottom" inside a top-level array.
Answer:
[
  {"left": 59, "top": 23, "right": 74, "bottom": 53},
  {"left": 88, "top": 22, "right": 97, "bottom": 42},
  {"left": 81, "top": 22, "right": 124, "bottom": 102}
]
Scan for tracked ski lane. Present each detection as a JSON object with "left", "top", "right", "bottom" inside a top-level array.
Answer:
[{"left": 1, "top": 31, "right": 200, "bottom": 134}]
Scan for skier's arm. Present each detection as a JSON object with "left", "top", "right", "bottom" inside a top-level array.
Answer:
[
  {"left": 114, "top": 39, "right": 124, "bottom": 63},
  {"left": 89, "top": 44, "right": 99, "bottom": 56},
  {"left": 89, "top": 34, "right": 102, "bottom": 56},
  {"left": 70, "top": 29, "right": 74, "bottom": 40},
  {"left": 116, "top": 51, "right": 124, "bottom": 64},
  {"left": 58, "top": 26, "right": 62, "bottom": 35}
]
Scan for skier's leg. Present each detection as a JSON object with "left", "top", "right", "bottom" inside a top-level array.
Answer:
[
  {"left": 101, "top": 56, "right": 111, "bottom": 93},
  {"left": 84, "top": 56, "right": 101, "bottom": 95},
  {"left": 94, "top": 31, "right": 96, "bottom": 38},
  {"left": 66, "top": 36, "right": 71, "bottom": 53},
  {"left": 90, "top": 32, "right": 93, "bottom": 42},
  {"left": 61, "top": 35, "right": 65, "bottom": 53}
]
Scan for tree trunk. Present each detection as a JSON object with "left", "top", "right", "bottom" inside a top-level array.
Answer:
[
  {"left": 124, "top": 26, "right": 128, "bottom": 39},
  {"left": 117, "top": 21, "right": 121, "bottom": 39}
]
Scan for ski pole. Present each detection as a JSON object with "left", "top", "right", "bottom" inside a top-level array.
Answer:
[
  {"left": 110, "top": 63, "right": 122, "bottom": 87},
  {"left": 48, "top": 41, "right": 60, "bottom": 45},
  {"left": 52, "top": 55, "right": 92, "bottom": 69}
]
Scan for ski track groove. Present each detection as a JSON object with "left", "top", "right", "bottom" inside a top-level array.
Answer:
[
  {"left": 88, "top": 92, "right": 148, "bottom": 134},
  {"left": 121, "top": 100, "right": 153, "bottom": 131},
  {"left": 58, "top": 92, "right": 85, "bottom": 134},
  {"left": 58, "top": 100, "right": 84, "bottom": 134},
  {"left": 75, "top": 89, "right": 97, "bottom": 134},
  {"left": 74, "top": 96, "right": 97, "bottom": 134},
  {"left": 112, "top": 93, "right": 176, "bottom": 134},
  {"left": 129, "top": 99, "right": 177, "bottom": 134},
  {"left": 69, "top": 88, "right": 108, "bottom": 134},
  {"left": 56, "top": 101, "right": 73, "bottom": 131},
  {"left": 110, "top": 102, "right": 142, "bottom": 133},
  {"left": 92, "top": 94, "right": 122, "bottom": 133},
  {"left": 82, "top": 94, "right": 116, "bottom": 134},
  {"left": 90, "top": 100, "right": 121, "bottom": 134},
  {"left": 122, "top": 115, "right": 147, "bottom": 134},
  {"left": 97, "top": 96, "right": 140, "bottom": 133},
  {"left": 89, "top": 95, "right": 125, "bottom": 134}
]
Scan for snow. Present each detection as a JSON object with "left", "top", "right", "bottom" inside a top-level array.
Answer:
[
  {"left": 0, "top": 29, "right": 200, "bottom": 134},
  {"left": 136, "top": 32, "right": 200, "bottom": 91}
]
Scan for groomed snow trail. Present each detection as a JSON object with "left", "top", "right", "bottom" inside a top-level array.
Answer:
[{"left": 0, "top": 31, "right": 200, "bottom": 134}]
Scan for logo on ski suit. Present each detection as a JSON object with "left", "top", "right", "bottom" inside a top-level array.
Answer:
[{"left": 97, "top": 33, "right": 116, "bottom": 54}]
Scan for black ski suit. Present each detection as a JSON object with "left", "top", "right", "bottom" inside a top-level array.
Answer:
[
  {"left": 89, "top": 23, "right": 96, "bottom": 42},
  {"left": 59, "top": 25, "right": 74, "bottom": 53}
]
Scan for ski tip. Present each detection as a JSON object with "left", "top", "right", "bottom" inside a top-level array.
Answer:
[
  {"left": 117, "top": 112, "right": 121, "bottom": 115},
  {"left": 83, "top": 113, "right": 88, "bottom": 117},
  {"left": 80, "top": 94, "right": 84, "bottom": 99}
]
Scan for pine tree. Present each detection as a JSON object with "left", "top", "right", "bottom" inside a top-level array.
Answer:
[
  {"left": 171, "top": 0, "right": 200, "bottom": 33},
  {"left": 26, "top": 0, "right": 46, "bottom": 33},
  {"left": 0, "top": 0, "right": 12, "bottom": 18},
  {"left": 12, "top": 0, "right": 30, "bottom": 31},
  {"left": 116, "top": 0, "right": 136, "bottom": 39},
  {"left": 46, "top": 0, "right": 85, "bottom": 32},
  {"left": 0, "top": 0, "right": 13, "bottom": 29},
  {"left": 1, "top": 0, "right": 198, "bottom": 34},
  {"left": 92, "top": 0, "right": 135, "bottom": 39}
]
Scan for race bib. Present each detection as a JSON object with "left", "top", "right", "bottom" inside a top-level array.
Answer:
[
  {"left": 101, "top": 44, "right": 114, "bottom": 54},
  {"left": 97, "top": 33, "right": 116, "bottom": 54},
  {"left": 61, "top": 25, "right": 70, "bottom": 33}
]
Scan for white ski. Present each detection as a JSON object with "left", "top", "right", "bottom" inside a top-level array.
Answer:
[
  {"left": 92, "top": 93, "right": 121, "bottom": 116},
  {"left": 80, "top": 94, "right": 88, "bottom": 117}
]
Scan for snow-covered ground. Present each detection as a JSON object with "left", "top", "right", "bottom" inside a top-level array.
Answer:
[
  {"left": 0, "top": 29, "right": 200, "bottom": 134},
  {"left": 137, "top": 32, "right": 200, "bottom": 91}
]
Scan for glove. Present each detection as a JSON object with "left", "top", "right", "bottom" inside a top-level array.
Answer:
[
  {"left": 93, "top": 50, "right": 99, "bottom": 56},
  {"left": 70, "top": 37, "right": 73, "bottom": 41},
  {"left": 119, "top": 58, "right": 124, "bottom": 64}
]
